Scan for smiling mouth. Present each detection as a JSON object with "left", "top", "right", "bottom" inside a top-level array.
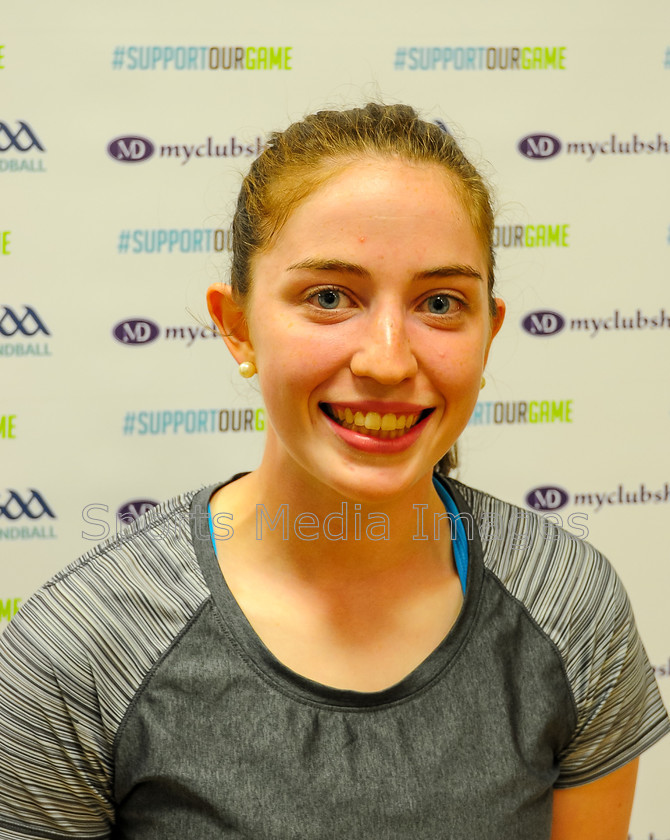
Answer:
[{"left": 320, "top": 404, "right": 434, "bottom": 439}]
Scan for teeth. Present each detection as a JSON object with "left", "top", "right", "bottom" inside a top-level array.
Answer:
[
  {"left": 381, "top": 413, "right": 396, "bottom": 431},
  {"left": 364, "top": 412, "right": 381, "bottom": 430},
  {"left": 326, "top": 406, "right": 428, "bottom": 438}
]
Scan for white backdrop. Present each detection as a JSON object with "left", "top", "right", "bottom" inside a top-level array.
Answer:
[{"left": 2, "top": 1, "right": 668, "bottom": 834}]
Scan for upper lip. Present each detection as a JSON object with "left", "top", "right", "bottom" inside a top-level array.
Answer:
[{"left": 321, "top": 400, "right": 433, "bottom": 414}]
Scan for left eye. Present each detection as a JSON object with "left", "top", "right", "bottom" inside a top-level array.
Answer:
[
  {"left": 423, "top": 294, "right": 455, "bottom": 315},
  {"left": 308, "top": 288, "right": 347, "bottom": 309}
]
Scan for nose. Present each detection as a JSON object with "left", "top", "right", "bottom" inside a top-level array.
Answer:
[{"left": 349, "top": 305, "right": 418, "bottom": 384}]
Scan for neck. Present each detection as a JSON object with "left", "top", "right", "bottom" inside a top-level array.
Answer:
[{"left": 211, "top": 463, "right": 453, "bottom": 586}]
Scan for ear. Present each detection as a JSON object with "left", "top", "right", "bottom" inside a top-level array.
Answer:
[
  {"left": 483, "top": 297, "right": 506, "bottom": 367},
  {"left": 206, "top": 283, "right": 254, "bottom": 365}
]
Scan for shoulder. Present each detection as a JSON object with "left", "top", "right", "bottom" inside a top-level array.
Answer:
[
  {"left": 1, "top": 487, "right": 213, "bottom": 733},
  {"left": 446, "top": 477, "right": 625, "bottom": 655},
  {"left": 0, "top": 487, "right": 216, "bottom": 836},
  {"left": 448, "top": 478, "right": 614, "bottom": 618},
  {"left": 445, "top": 477, "right": 670, "bottom": 785}
]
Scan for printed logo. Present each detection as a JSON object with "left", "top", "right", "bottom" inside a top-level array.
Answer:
[
  {"left": 0, "top": 307, "right": 52, "bottom": 357},
  {"left": 526, "top": 483, "right": 670, "bottom": 514},
  {"left": 0, "top": 490, "right": 57, "bottom": 540},
  {"left": 522, "top": 308, "right": 669, "bottom": 338},
  {"left": 493, "top": 224, "right": 569, "bottom": 248},
  {"left": 116, "top": 228, "right": 233, "bottom": 254},
  {"left": 469, "top": 399, "right": 573, "bottom": 426},
  {"left": 117, "top": 499, "right": 159, "bottom": 523},
  {"left": 0, "top": 121, "right": 47, "bottom": 173},
  {"left": 519, "top": 132, "right": 670, "bottom": 162},
  {"left": 0, "top": 415, "right": 16, "bottom": 438},
  {"left": 0, "top": 121, "right": 45, "bottom": 152},
  {"left": 521, "top": 310, "right": 566, "bottom": 336},
  {"left": 517, "top": 133, "right": 562, "bottom": 159},
  {"left": 0, "top": 489, "right": 55, "bottom": 520},
  {"left": 112, "top": 318, "right": 219, "bottom": 348},
  {"left": 121, "top": 407, "right": 265, "bottom": 436},
  {"left": 112, "top": 318, "right": 161, "bottom": 345},
  {"left": 1, "top": 230, "right": 10, "bottom": 254},
  {"left": 111, "top": 45, "right": 293, "bottom": 71},
  {"left": 107, "top": 135, "right": 155, "bottom": 163},
  {"left": 0, "top": 305, "right": 50, "bottom": 337},
  {"left": 394, "top": 45, "right": 566, "bottom": 72},
  {"left": 108, "top": 134, "right": 265, "bottom": 166},
  {"left": 0, "top": 599, "right": 22, "bottom": 623},
  {"left": 525, "top": 486, "right": 570, "bottom": 511}
]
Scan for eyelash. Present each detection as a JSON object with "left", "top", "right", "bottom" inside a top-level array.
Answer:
[{"left": 304, "top": 285, "right": 466, "bottom": 317}]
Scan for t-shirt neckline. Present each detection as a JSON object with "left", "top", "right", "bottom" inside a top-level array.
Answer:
[{"left": 190, "top": 474, "right": 484, "bottom": 708}]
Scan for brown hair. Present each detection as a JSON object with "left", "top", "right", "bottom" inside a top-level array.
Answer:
[
  {"left": 231, "top": 103, "right": 498, "bottom": 475},
  {"left": 231, "top": 102, "right": 497, "bottom": 319}
]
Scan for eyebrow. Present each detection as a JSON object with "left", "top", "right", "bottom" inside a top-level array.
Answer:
[{"left": 287, "top": 258, "right": 483, "bottom": 282}]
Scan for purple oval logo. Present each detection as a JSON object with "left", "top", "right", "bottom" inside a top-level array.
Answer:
[
  {"left": 521, "top": 310, "right": 565, "bottom": 336},
  {"left": 112, "top": 318, "right": 160, "bottom": 345},
  {"left": 107, "top": 135, "right": 155, "bottom": 163},
  {"left": 517, "top": 133, "right": 562, "bottom": 159},
  {"left": 525, "top": 486, "right": 569, "bottom": 511},
  {"left": 117, "top": 499, "right": 160, "bottom": 524}
]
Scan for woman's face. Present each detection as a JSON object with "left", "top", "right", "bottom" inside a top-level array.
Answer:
[{"left": 216, "top": 157, "right": 504, "bottom": 503}]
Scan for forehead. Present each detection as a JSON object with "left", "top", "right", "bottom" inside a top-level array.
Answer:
[{"left": 258, "top": 158, "right": 484, "bottom": 268}]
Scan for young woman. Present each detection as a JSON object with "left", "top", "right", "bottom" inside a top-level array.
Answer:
[{"left": 0, "top": 104, "right": 667, "bottom": 840}]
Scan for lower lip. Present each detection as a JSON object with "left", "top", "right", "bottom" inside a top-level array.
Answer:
[{"left": 321, "top": 409, "right": 432, "bottom": 454}]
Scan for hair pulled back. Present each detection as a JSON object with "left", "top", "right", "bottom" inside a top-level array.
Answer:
[{"left": 231, "top": 103, "right": 497, "bottom": 318}]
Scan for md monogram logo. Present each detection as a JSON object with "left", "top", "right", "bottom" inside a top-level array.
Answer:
[
  {"left": 112, "top": 318, "right": 160, "bottom": 345},
  {"left": 517, "top": 133, "right": 562, "bottom": 159},
  {"left": 117, "top": 499, "right": 159, "bottom": 523},
  {"left": 0, "top": 121, "right": 45, "bottom": 153},
  {"left": 525, "top": 486, "right": 569, "bottom": 511},
  {"left": 0, "top": 306, "right": 50, "bottom": 337},
  {"left": 0, "top": 490, "right": 56, "bottom": 520},
  {"left": 521, "top": 310, "right": 566, "bottom": 336},
  {"left": 107, "top": 135, "right": 155, "bottom": 163}
]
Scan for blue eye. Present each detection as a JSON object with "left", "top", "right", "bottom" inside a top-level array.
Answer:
[
  {"left": 425, "top": 294, "right": 453, "bottom": 315},
  {"left": 316, "top": 289, "right": 341, "bottom": 309}
]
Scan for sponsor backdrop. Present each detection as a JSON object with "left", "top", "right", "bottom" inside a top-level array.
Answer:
[{"left": 2, "top": 0, "right": 668, "bottom": 832}]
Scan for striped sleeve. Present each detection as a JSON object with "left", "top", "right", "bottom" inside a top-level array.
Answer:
[
  {"left": 454, "top": 481, "right": 670, "bottom": 787},
  {"left": 0, "top": 491, "right": 209, "bottom": 839}
]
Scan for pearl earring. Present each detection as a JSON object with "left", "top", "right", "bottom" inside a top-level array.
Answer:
[{"left": 239, "top": 361, "right": 257, "bottom": 378}]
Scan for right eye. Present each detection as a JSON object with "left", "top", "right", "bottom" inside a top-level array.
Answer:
[
  {"left": 314, "top": 289, "right": 341, "bottom": 309},
  {"left": 305, "top": 286, "right": 354, "bottom": 311}
]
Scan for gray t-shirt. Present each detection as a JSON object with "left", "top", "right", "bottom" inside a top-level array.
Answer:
[{"left": 0, "top": 476, "right": 667, "bottom": 839}]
